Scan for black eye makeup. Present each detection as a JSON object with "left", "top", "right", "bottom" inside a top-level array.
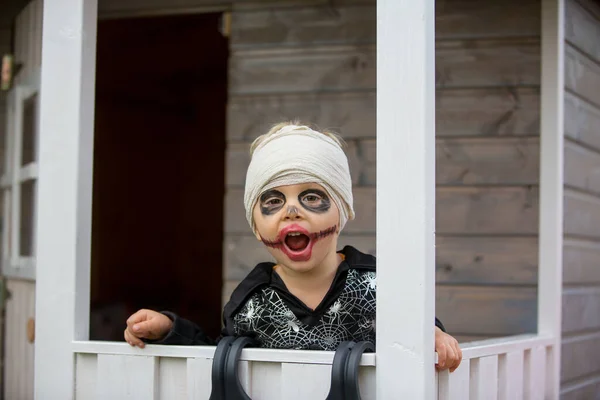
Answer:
[
  {"left": 259, "top": 190, "right": 285, "bottom": 215},
  {"left": 298, "top": 189, "right": 331, "bottom": 213}
]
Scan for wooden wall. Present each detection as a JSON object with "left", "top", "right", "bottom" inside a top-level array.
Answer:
[
  {"left": 224, "top": 0, "right": 542, "bottom": 342},
  {"left": 561, "top": 0, "right": 600, "bottom": 398},
  {"left": 0, "top": 1, "right": 42, "bottom": 400}
]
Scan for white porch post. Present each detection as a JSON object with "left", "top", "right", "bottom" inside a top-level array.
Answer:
[
  {"left": 376, "top": 0, "right": 436, "bottom": 398},
  {"left": 34, "top": 0, "right": 97, "bottom": 398},
  {"left": 538, "top": 0, "right": 564, "bottom": 398}
]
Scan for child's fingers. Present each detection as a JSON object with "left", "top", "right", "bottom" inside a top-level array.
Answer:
[
  {"left": 131, "top": 320, "right": 157, "bottom": 338},
  {"left": 124, "top": 329, "right": 145, "bottom": 348},
  {"left": 436, "top": 344, "right": 447, "bottom": 368},
  {"left": 126, "top": 309, "right": 149, "bottom": 327}
]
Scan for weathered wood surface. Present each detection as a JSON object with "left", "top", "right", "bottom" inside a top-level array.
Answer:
[
  {"left": 227, "top": 88, "right": 540, "bottom": 141},
  {"left": 565, "top": 44, "right": 600, "bottom": 108},
  {"left": 561, "top": 332, "right": 600, "bottom": 383},
  {"left": 565, "top": 139, "right": 600, "bottom": 196},
  {"left": 228, "top": 137, "right": 539, "bottom": 187},
  {"left": 435, "top": 39, "right": 540, "bottom": 88},
  {"left": 229, "top": 0, "right": 540, "bottom": 49},
  {"left": 562, "top": 287, "right": 600, "bottom": 334},
  {"left": 230, "top": 39, "right": 540, "bottom": 95},
  {"left": 436, "top": 285, "right": 536, "bottom": 336},
  {"left": 564, "top": 189, "right": 600, "bottom": 239},
  {"left": 561, "top": 377, "right": 600, "bottom": 400},
  {"left": 223, "top": 234, "right": 538, "bottom": 285},
  {"left": 564, "top": 238, "right": 600, "bottom": 284},
  {"left": 4, "top": 280, "right": 35, "bottom": 400},
  {"left": 564, "top": 92, "right": 600, "bottom": 151},
  {"left": 225, "top": 186, "right": 539, "bottom": 234},
  {"left": 566, "top": 0, "right": 600, "bottom": 62}
]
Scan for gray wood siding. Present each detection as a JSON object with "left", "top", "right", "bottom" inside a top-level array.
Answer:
[
  {"left": 224, "top": 0, "right": 542, "bottom": 341},
  {"left": 561, "top": 0, "right": 600, "bottom": 397}
]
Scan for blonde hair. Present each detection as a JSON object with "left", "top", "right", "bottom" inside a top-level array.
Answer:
[{"left": 249, "top": 121, "right": 346, "bottom": 157}]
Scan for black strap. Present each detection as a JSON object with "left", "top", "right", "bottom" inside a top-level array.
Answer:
[
  {"left": 209, "top": 336, "right": 236, "bottom": 400},
  {"left": 326, "top": 341, "right": 355, "bottom": 400},
  {"left": 344, "top": 341, "right": 375, "bottom": 400},
  {"left": 224, "top": 336, "right": 257, "bottom": 400}
]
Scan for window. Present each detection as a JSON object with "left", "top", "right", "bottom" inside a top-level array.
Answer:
[{"left": 1, "top": 77, "right": 39, "bottom": 279}]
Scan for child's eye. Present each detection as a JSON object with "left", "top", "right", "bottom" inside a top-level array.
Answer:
[
  {"left": 302, "top": 194, "right": 321, "bottom": 204},
  {"left": 265, "top": 198, "right": 283, "bottom": 206}
]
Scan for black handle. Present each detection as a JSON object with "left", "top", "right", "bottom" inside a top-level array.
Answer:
[
  {"left": 344, "top": 341, "right": 375, "bottom": 400},
  {"left": 325, "top": 341, "right": 355, "bottom": 400},
  {"left": 209, "top": 336, "right": 236, "bottom": 400},
  {"left": 224, "top": 336, "right": 257, "bottom": 400}
]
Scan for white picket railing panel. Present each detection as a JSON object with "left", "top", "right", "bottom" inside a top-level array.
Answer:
[
  {"left": 498, "top": 351, "right": 524, "bottom": 400},
  {"left": 438, "top": 358, "right": 470, "bottom": 400},
  {"left": 470, "top": 355, "right": 499, "bottom": 400},
  {"left": 158, "top": 357, "right": 187, "bottom": 400},
  {"left": 72, "top": 337, "right": 554, "bottom": 400},
  {"left": 186, "top": 357, "right": 213, "bottom": 400},
  {"left": 96, "top": 354, "right": 158, "bottom": 400},
  {"left": 75, "top": 354, "right": 98, "bottom": 400},
  {"left": 525, "top": 346, "right": 547, "bottom": 400}
]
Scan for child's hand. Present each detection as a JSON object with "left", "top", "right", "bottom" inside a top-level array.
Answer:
[
  {"left": 435, "top": 326, "right": 462, "bottom": 372},
  {"left": 124, "top": 309, "right": 173, "bottom": 348}
]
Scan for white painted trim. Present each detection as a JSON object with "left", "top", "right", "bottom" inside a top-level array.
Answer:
[
  {"left": 34, "top": 0, "right": 98, "bottom": 398},
  {"left": 18, "top": 163, "right": 39, "bottom": 182},
  {"left": 72, "top": 341, "right": 378, "bottom": 366},
  {"left": 538, "top": 0, "right": 565, "bottom": 398},
  {"left": 376, "top": 0, "right": 436, "bottom": 398},
  {"left": 460, "top": 335, "right": 553, "bottom": 360}
]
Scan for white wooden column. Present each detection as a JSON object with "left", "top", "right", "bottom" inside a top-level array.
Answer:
[
  {"left": 34, "top": 0, "right": 97, "bottom": 398},
  {"left": 376, "top": 0, "right": 436, "bottom": 398},
  {"left": 538, "top": 0, "right": 564, "bottom": 398}
]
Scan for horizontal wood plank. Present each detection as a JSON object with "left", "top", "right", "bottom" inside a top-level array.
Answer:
[
  {"left": 561, "top": 374, "right": 600, "bottom": 400},
  {"left": 564, "top": 91, "right": 600, "bottom": 151},
  {"left": 436, "top": 138, "right": 539, "bottom": 185},
  {"left": 230, "top": 39, "right": 540, "bottom": 95},
  {"left": 229, "top": 45, "right": 376, "bottom": 95},
  {"left": 563, "top": 238, "right": 600, "bottom": 284},
  {"left": 565, "top": 139, "right": 600, "bottom": 196},
  {"left": 562, "top": 287, "right": 600, "bottom": 334},
  {"left": 225, "top": 186, "right": 539, "bottom": 235},
  {"left": 566, "top": 0, "right": 600, "bottom": 62},
  {"left": 230, "top": 0, "right": 540, "bottom": 49},
  {"left": 436, "top": 186, "right": 539, "bottom": 235},
  {"left": 223, "top": 234, "right": 538, "bottom": 285},
  {"left": 436, "top": 236, "right": 538, "bottom": 285},
  {"left": 435, "top": 38, "right": 540, "bottom": 88},
  {"left": 228, "top": 137, "right": 539, "bottom": 187},
  {"left": 437, "top": 285, "right": 537, "bottom": 336},
  {"left": 565, "top": 44, "right": 600, "bottom": 108},
  {"left": 231, "top": 5, "right": 376, "bottom": 49},
  {"left": 561, "top": 332, "right": 600, "bottom": 383},
  {"left": 564, "top": 189, "right": 600, "bottom": 239},
  {"left": 227, "top": 88, "right": 540, "bottom": 141}
]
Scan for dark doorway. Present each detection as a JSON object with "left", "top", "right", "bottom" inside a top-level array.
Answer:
[{"left": 90, "top": 13, "right": 228, "bottom": 341}]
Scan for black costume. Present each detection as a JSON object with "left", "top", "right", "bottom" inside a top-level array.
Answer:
[{"left": 154, "top": 246, "right": 445, "bottom": 350}]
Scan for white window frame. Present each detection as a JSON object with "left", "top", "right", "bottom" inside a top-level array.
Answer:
[{"left": 1, "top": 70, "right": 40, "bottom": 281}]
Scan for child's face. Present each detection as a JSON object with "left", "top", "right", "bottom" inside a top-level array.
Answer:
[{"left": 253, "top": 182, "right": 340, "bottom": 272}]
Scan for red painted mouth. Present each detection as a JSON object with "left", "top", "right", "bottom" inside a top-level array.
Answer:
[{"left": 262, "top": 224, "right": 337, "bottom": 262}]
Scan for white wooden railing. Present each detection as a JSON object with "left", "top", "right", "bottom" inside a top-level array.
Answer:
[{"left": 72, "top": 335, "right": 554, "bottom": 399}]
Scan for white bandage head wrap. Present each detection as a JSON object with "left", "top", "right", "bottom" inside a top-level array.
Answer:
[{"left": 244, "top": 124, "right": 355, "bottom": 232}]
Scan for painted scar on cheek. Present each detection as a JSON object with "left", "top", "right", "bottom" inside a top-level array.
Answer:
[
  {"left": 261, "top": 225, "right": 338, "bottom": 248},
  {"left": 259, "top": 190, "right": 285, "bottom": 216},
  {"left": 298, "top": 189, "right": 331, "bottom": 213}
]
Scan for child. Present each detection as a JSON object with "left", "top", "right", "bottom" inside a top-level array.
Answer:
[{"left": 124, "top": 122, "right": 462, "bottom": 372}]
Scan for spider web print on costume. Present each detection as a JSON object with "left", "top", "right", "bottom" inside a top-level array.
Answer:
[{"left": 232, "top": 269, "right": 377, "bottom": 351}]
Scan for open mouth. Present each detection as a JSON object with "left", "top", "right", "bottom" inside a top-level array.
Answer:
[
  {"left": 285, "top": 232, "right": 311, "bottom": 252},
  {"left": 261, "top": 224, "right": 337, "bottom": 262}
]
